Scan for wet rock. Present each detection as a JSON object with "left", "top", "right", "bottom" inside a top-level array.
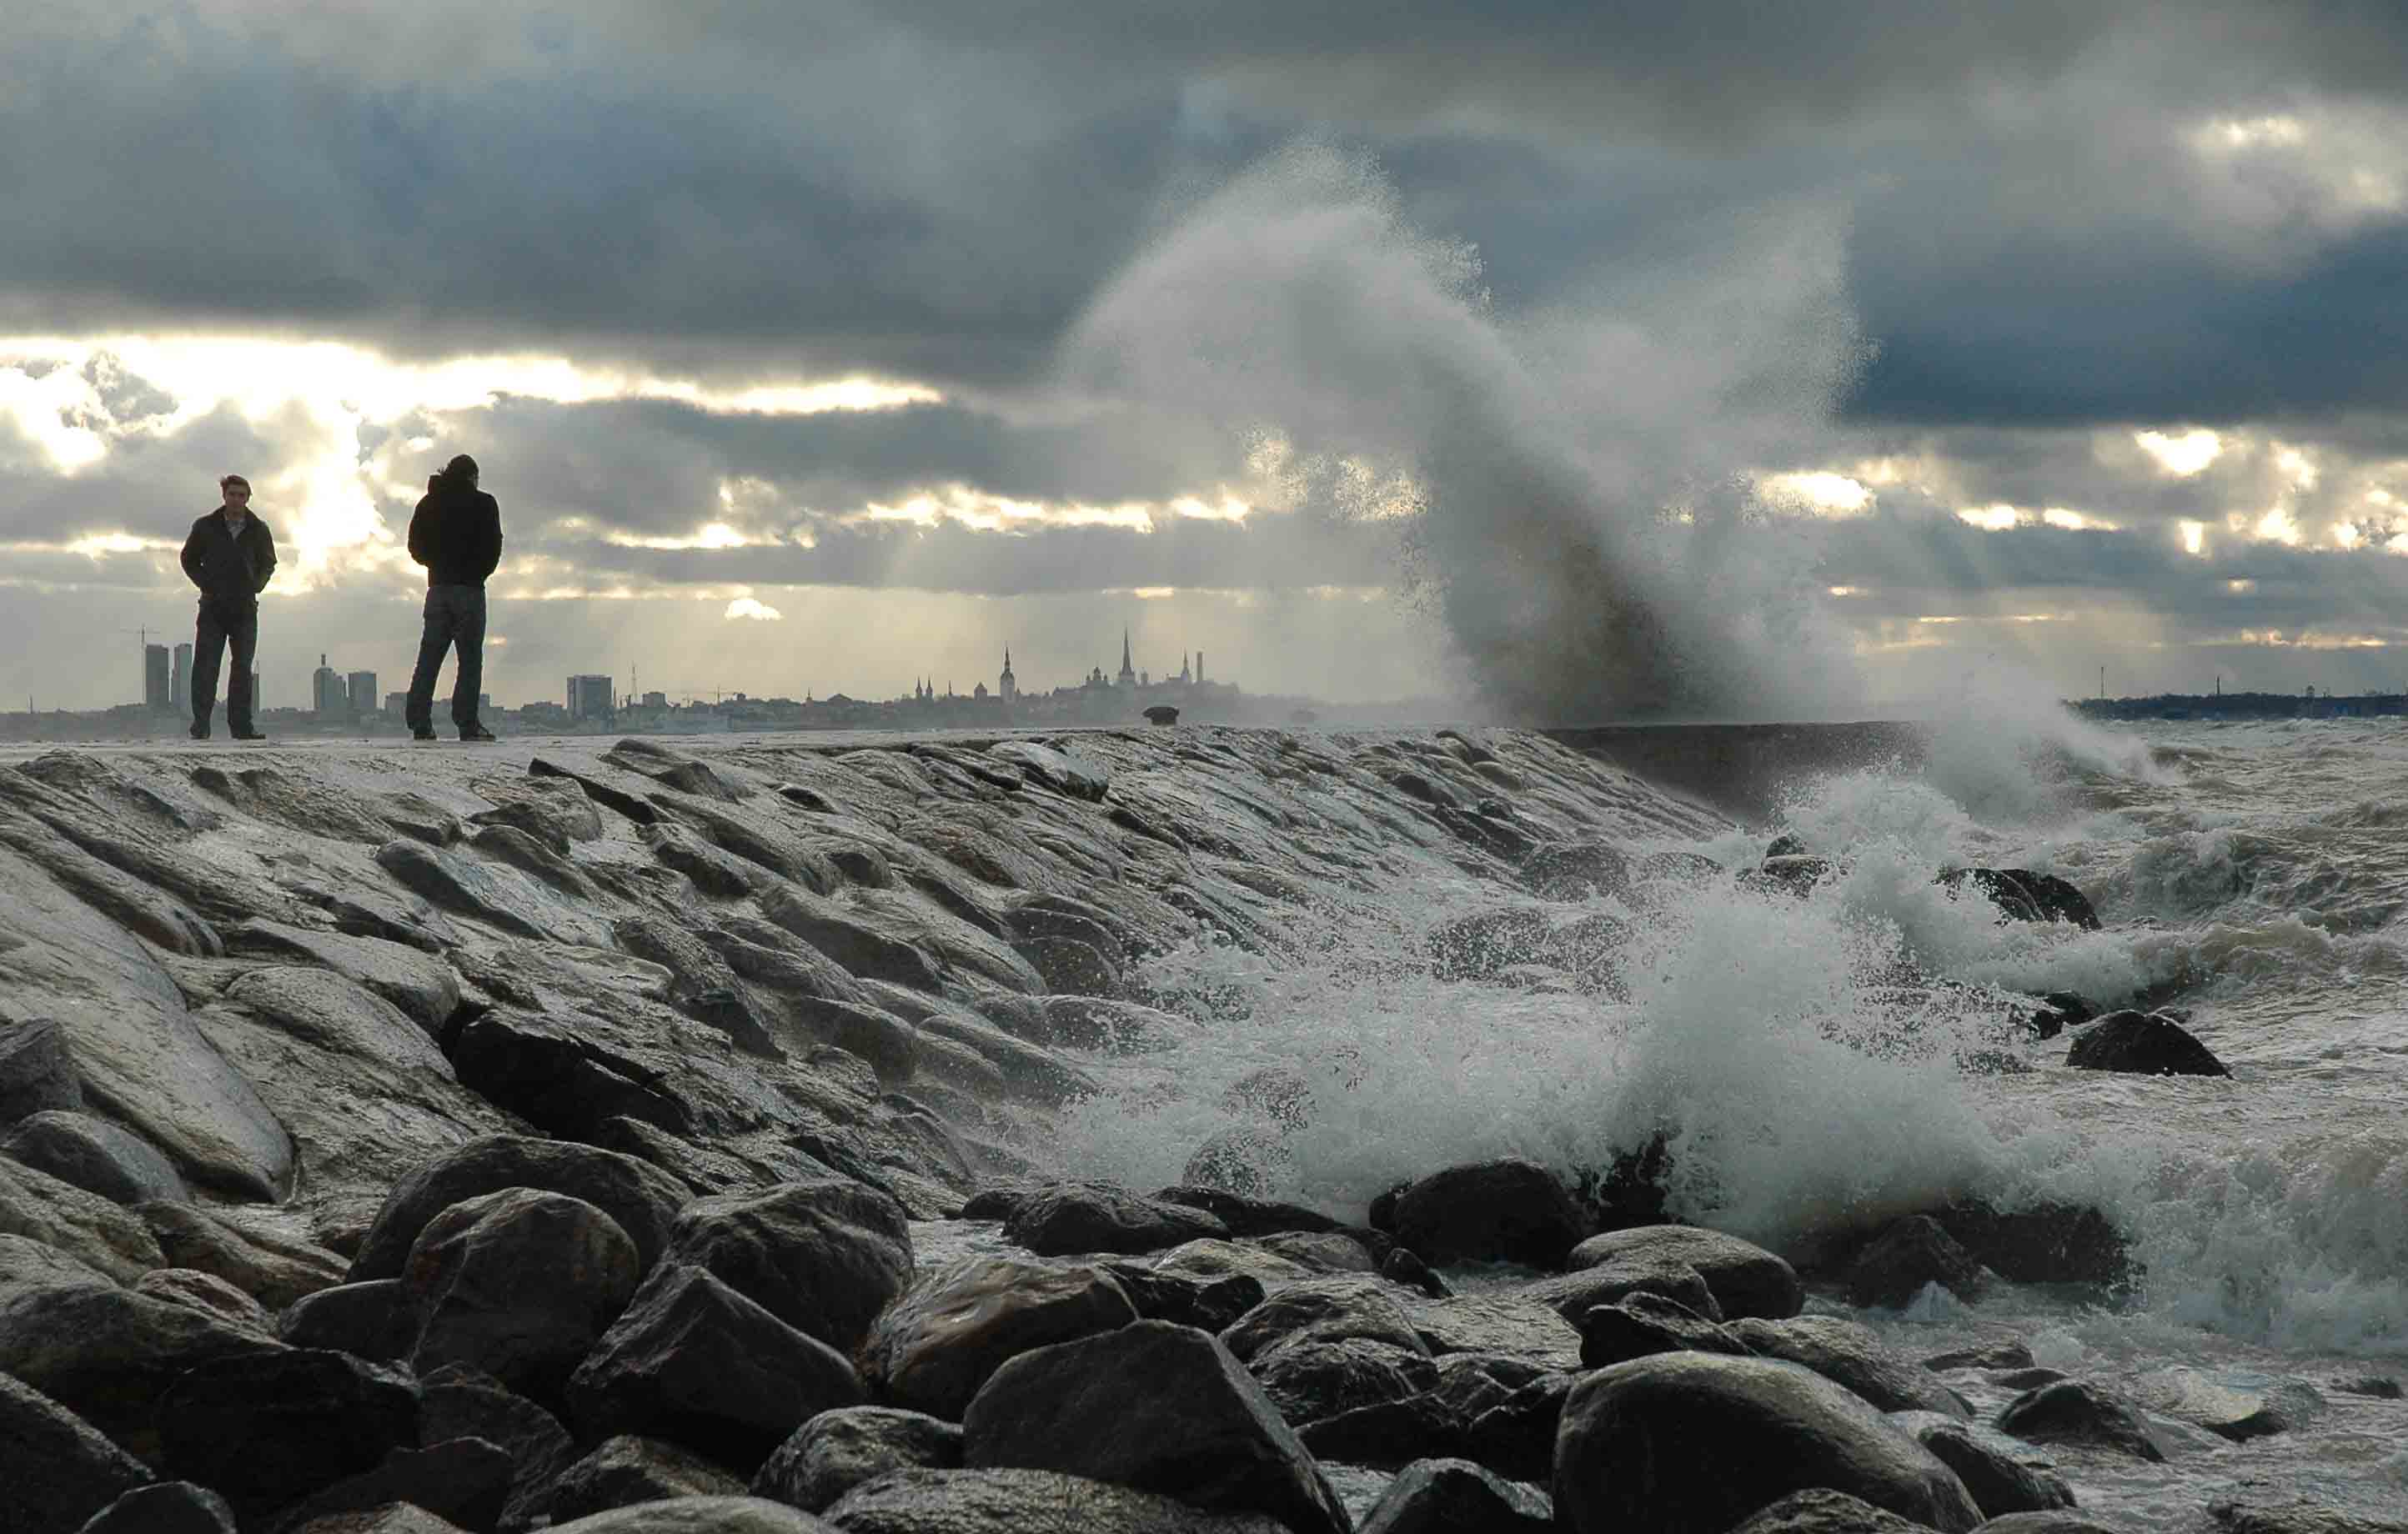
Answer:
[
  {"left": 139, "top": 1201, "right": 349, "bottom": 1310},
  {"left": 2066, "top": 1010, "right": 2230, "bottom": 1077},
  {"left": 0, "top": 1154, "right": 162, "bottom": 1281},
  {"left": 421, "top": 1364, "right": 582, "bottom": 1534},
  {"left": 3, "top": 1110, "right": 189, "bottom": 1205},
  {"left": 223, "top": 921, "right": 461, "bottom": 1033},
  {"left": 137, "top": 1266, "right": 277, "bottom": 1336},
  {"left": 374, "top": 838, "right": 612, "bottom": 946},
  {"left": 1577, "top": 1292, "right": 1748, "bottom": 1368},
  {"left": 1520, "top": 840, "right": 1635, "bottom": 902},
  {"left": 824, "top": 1467, "right": 1284, "bottom": 1534},
  {"left": 1889, "top": 1411, "right": 2075, "bottom": 1519},
  {"left": 2135, "top": 1368, "right": 2325, "bottom": 1441},
  {"left": 1380, "top": 1245, "right": 1452, "bottom": 1299},
  {"left": 862, "top": 1255, "right": 1136, "bottom": 1419},
  {"left": 1523, "top": 1254, "right": 1725, "bottom": 1326},
  {"left": 1996, "top": 1380, "right": 2165, "bottom": 1461},
  {"left": 1929, "top": 1201, "right": 2130, "bottom": 1290},
  {"left": 1181, "top": 1125, "right": 1294, "bottom": 1199},
  {"left": 543, "top": 1496, "right": 833, "bottom": 1531},
  {"left": 642, "top": 821, "right": 761, "bottom": 896},
  {"left": 1251, "top": 1333, "right": 1439, "bottom": 1426},
  {"left": 1849, "top": 1215, "right": 1989, "bottom": 1309},
  {"left": 1101, "top": 1261, "right": 1264, "bottom": 1332},
  {"left": 350, "top": 1135, "right": 687, "bottom": 1281},
  {"left": 273, "top": 1437, "right": 516, "bottom": 1534},
  {"left": 1924, "top": 1340, "right": 2036, "bottom": 1372},
  {"left": 962, "top": 1319, "right": 1348, "bottom": 1534},
  {"left": 1728, "top": 1487, "right": 1939, "bottom": 1533},
  {"left": 0, "top": 1230, "right": 118, "bottom": 1299},
  {"left": 917, "top": 1011, "right": 1099, "bottom": 1106},
  {"left": 605, "top": 739, "right": 752, "bottom": 801},
  {"left": 1399, "top": 1291, "right": 1583, "bottom": 1371},
  {"left": 566, "top": 1264, "right": 865, "bottom": 1472},
  {"left": 471, "top": 777, "right": 606, "bottom": 850},
  {"left": 283, "top": 1507, "right": 469, "bottom": 1533},
  {"left": 1004, "top": 1182, "right": 1231, "bottom": 1256},
  {"left": 751, "top": 1407, "right": 962, "bottom": 1513},
  {"left": 1253, "top": 1230, "right": 1379, "bottom": 1274},
  {"left": 0, "top": 1368, "right": 155, "bottom": 1531},
  {"left": 157, "top": 1348, "right": 419, "bottom": 1513},
  {"left": 2207, "top": 1501, "right": 2408, "bottom": 1534},
  {"left": 1728, "top": 1316, "right": 1969, "bottom": 1417},
  {"left": 1991, "top": 1368, "right": 2072, "bottom": 1391},
  {"left": 1223, "top": 1276, "right": 1430, "bottom": 1363},
  {"left": 1424, "top": 908, "right": 1553, "bottom": 981},
  {"left": 73, "top": 1481, "right": 236, "bottom": 1534},
  {"left": 1939, "top": 870, "right": 2100, "bottom": 930},
  {"left": 0, "top": 1281, "right": 283, "bottom": 1458},
  {"left": 1041, "top": 995, "right": 1197, "bottom": 1053},
  {"left": 761, "top": 888, "right": 946, "bottom": 992},
  {"left": 1, "top": 1014, "right": 83, "bottom": 1120},
  {"left": 403, "top": 1188, "right": 643, "bottom": 1399},
  {"left": 612, "top": 915, "right": 780, "bottom": 1058},
  {"left": 665, "top": 1179, "right": 915, "bottom": 1355},
  {"left": 1566, "top": 1225, "right": 1803, "bottom": 1321},
  {"left": 1152, "top": 1186, "right": 1347, "bottom": 1240},
  {"left": 1388, "top": 1159, "right": 1588, "bottom": 1267},
  {"left": 1553, "top": 1352, "right": 1983, "bottom": 1534},
  {"left": 1358, "top": 1455, "right": 1553, "bottom": 1534},
  {"left": 549, "top": 1435, "right": 747, "bottom": 1521},
  {"left": 1460, "top": 1371, "right": 1573, "bottom": 1483},
  {"left": 987, "top": 741, "right": 1110, "bottom": 802},
  {"left": 279, "top": 1279, "right": 415, "bottom": 1361}
]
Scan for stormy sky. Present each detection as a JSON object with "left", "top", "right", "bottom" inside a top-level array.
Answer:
[{"left": 4, "top": 1, "right": 2405, "bottom": 716}]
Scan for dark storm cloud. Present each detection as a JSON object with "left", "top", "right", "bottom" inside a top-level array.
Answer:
[{"left": 0, "top": 402, "right": 302, "bottom": 544}]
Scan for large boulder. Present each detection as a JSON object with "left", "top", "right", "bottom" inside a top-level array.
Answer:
[
  {"left": 270, "top": 1436, "right": 516, "bottom": 1534},
  {"left": 1553, "top": 1352, "right": 1983, "bottom": 1534},
  {"left": 156, "top": 1348, "right": 419, "bottom": 1514},
  {"left": 2, "top": 1110, "right": 189, "bottom": 1205},
  {"left": 1357, "top": 1456, "right": 1553, "bottom": 1534},
  {"left": 546, "top": 1495, "right": 837, "bottom": 1531},
  {"left": 1250, "top": 1336, "right": 1438, "bottom": 1431},
  {"left": 750, "top": 1407, "right": 963, "bottom": 1514},
  {"left": 2065, "top": 1012, "right": 2230, "bottom": 1077},
  {"left": 1888, "top": 1411, "right": 2075, "bottom": 1519},
  {"left": 403, "top": 1188, "right": 644, "bottom": 1398},
  {"left": 1577, "top": 1293, "right": 1748, "bottom": 1369},
  {"left": 1728, "top": 1487, "right": 1939, "bottom": 1533},
  {"left": 278, "top": 1279, "right": 416, "bottom": 1362},
  {"left": 861, "top": 1256, "right": 1136, "bottom": 1419},
  {"left": 566, "top": 1264, "right": 865, "bottom": 1472},
  {"left": 1222, "top": 1276, "right": 1428, "bottom": 1363},
  {"left": 0, "top": 1155, "right": 163, "bottom": 1281},
  {"left": 962, "top": 1320, "right": 1350, "bottom": 1534},
  {"left": 823, "top": 1467, "right": 1288, "bottom": 1534},
  {"left": 0, "top": 1282, "right": 282, "bottom": 1459},
  {"left": 1564, "top": 1226, "right": 1803, "bottom": 1321},
  {"left": 222, "top": 921, "right": 461, "bottom": 1033},
  {"left": 1386, "top": 1160, "right": 1588, "bottom": 1268},
  {"left": 0, "top": 1014, "right": 83, "bottom": 1121},
  {"left": 349, "top": 1136, "right": 688, "bottom": 1281},
  {"left": 420, "top": 1363, "right": 582, "bottom": 1533},
  {"left": 1004, "top": 1183, "right": 1230, "bottom": 1256},
  {"left": 1995, "top": 1380, "right": 2166, "bottom": 1461},
  {"left": 1929, "top": 1201, "right": 2130, "bottom": 1290},
  {"left": 665, "top": 1180, "right": 914, "bottom": 1355},
  {"left": 1727, "top": 1316, "right": 1969, "bottom": 1418},
  {"left": 549, "top": 1435, "right": 748, "bottom": 1521},
  {"left": 0, "top": 1231, "right": 118, "bottom": 1301},
  {"left": 72, "top": 1481, "right": 236, "bottom": 1534},
  {"left": 138, "top": 1201, "right": 349, "bottom": 1311},
  {"left": 0, "top": 1369, "right": 154, "bottom": 1531},
  {"left": 1848, "top": 1215, "right": 1989, "bottom": 1309}
]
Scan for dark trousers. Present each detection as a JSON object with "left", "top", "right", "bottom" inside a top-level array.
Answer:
[
  {"left": 406, "top": 584, "right": 487, "bottom": 731},
  {"left": 191, "top": 599, "right": 258, "bottom": 734}
]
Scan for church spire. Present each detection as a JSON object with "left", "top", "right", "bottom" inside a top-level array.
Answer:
[{"left": 1116, "top": 627, "right": 1137, "bottom": 688}]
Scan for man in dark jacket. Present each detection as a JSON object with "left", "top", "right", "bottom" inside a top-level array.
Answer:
[
  {"left": 179, "top": 473, "right": 278, "bottom": 739},
  {"left": 404, "top": 454, "right": 504, "bottom": 741}
]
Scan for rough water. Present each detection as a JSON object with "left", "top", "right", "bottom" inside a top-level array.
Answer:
[{"left": 1049, "top": 714, "right": 2408, "bottom": 1527}]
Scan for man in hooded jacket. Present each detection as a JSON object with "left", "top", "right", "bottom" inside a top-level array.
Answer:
[{"left": 404, "top": 454, "right": 504, "bottom": 741}]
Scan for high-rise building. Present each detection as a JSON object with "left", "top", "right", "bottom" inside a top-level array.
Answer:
[
  {"left": 567, "top": 674, "right": 614, "bottom": 719},
  {"left": 311, "top": 654, "right": 344, "bottom": 716},
  {"left": 143, "top": 644, "right": 172, "bottom": 711},
  {"left": 347, "top": 671, "right": 377, "bottom": 716},
  {"left": 384, "top": 691, "right": 408, "bottom": 719},
  {"left": 171, "top": 642, "right": 193, "bottom": 713}
]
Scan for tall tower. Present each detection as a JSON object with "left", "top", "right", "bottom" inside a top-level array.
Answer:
[
  {"left": 999, "top": 646, "right": 1017, "bottom": 703},
  {"left": 171, "top": 642, "right": 193, "bottom": 713},
  {"left": 1116, "top": 628, "right": 1136, "bottom": 689}
]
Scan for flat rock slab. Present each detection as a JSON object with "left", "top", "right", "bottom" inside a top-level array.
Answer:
[{"left": 824, "top": 1467, "right": 1289, "bottom": 1534}]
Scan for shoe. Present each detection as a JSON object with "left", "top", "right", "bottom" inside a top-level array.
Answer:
[
  {"left": 231, "top": 730, "right": 266, "bottom": 741},
  {"left": 411, "top": 729, "right": 438, "bottom": 741},
  {"left": 188, "top": 724, "right": 208, "bottom": 740},
  {"left": 459, "top": 724, "right": 498, "bottom": 742}
]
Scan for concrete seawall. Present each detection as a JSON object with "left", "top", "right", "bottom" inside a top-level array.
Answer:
[{"left": 1543, "top": 721, "right": 1930, "bottom": 825}]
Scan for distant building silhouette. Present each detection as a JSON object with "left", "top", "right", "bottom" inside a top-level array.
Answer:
[
  {"left": 347, "top": 671, "right": 377, "bottom": 716},
  {"left": 171, "top": 642, "right": 193, "bottom": 713},
  {"left": 143, "top": 644, "right": 171, "bottom": 711},
  {"left": 999, "top": 647, "right": 1016, "bottom": 703},
  {"left": 1116, "top": 629, "right": 1136, "bottom": 689},
  {"left": 311, "top": 654, "right": 344, "bottom": 716},
  {"left": 567, "top": 674, "right": 614, "bottom": 720}
]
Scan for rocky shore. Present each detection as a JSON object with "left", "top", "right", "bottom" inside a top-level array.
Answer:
[{"left": 0, "top": 728, "right": 2374, "bottom": 1532}]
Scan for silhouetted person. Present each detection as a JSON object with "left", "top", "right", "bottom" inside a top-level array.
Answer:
[
  {"left": 179, "top": 473, "right": 277, "bottom": 739},
  {"left": 405, "top": 454, "right": 503, "bottom": 741}
]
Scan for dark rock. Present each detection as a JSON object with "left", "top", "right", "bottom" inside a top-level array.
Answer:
[
  {"left": 1990, "top": 1368, "right": 2072, "bottom": 1391},
  {"left": 1101, "top": 1261, "right": 1265, "bottom": 1332},
  {"left": 271, "top": 1437, "right": 515, "bottom": 1534},
  {"left": 612, "top": 915, "right": 781, "bottom": 1058},
  {"left": 1222, "top": 1276, "right": 1428, "bottom": 1362},
  {"left": 0, "top": 1368, "right": 154, "bottom": 1531},
  {"left": 566, "top": 1264, "right": 865, "bottom": 1472},
  {"left": 0, "top": 1231, "right": 117, "bottom": 1299},
  {"left": 1388, "top": 1159, "right": 1588, "bottom": 1267},
  {"left": 1889, "top": 1411, "right": 2075, "bottom": 1520},
  {"left": 0, "top": 1282, "right": 283, "bottom": 1460},
  {"left": 1041, "top": 995, "right": 1197, "bottom": 1053},
  {"left": 1425, "top": 908, "right": 1553, "bottom": 981},
  {"left": 666, "top": 1179, "right": 914, "bottom": 1355},
  {"left": 73, "top": 1481, "right": 236, "bottom": 1534},
  {"left": 1524, "top": 1255, "right": 1724, "bottom": 1326},
  {"left": 986, "top": 741, "right": 1109, "bottom": 802},
  {"left": 1728, "top": 1487, "right": 1939, "bottom": 1533},
  {"left": 421, "top": 1364, "right": 582, "bottom": 1534},
  {"left": 1461, "top": 1372, "right": 1573, "bottom": 1483},
  {"left": 1357, "top": 1455, "right": 1553, "bottom": 1534},
  {"left": 158, "top": 1348, "right": 419, "bottom": 1513},
  {"left": 1849, "top": 1215, "right": 1989, "bottom": 1308},
  {"left": 2208, "top": 1501, "right": 2408, "bottom": 1534},
  {"left": 821, "top": 1467, "right": 1287, "bottom": 1534},
  {"left": 1294, "top": 1389, "right": 1462, "bottom": 1468},
  {"left": 1565, "top": 1225, "right": 1803, "bottom": 1320},
  {"left": 1252, "top": 1333, "right": 1438, "bottom": 1427},
  {"left": 750, "top": 1406, "right": 962, "bottom": 1513},
  {"left": 1970, "top": 1518, "right": 2129, "bottom": 1534},
  {"left": 1930, "top": 1201, "right": 2130, "bottom": 1290},
  {"left": 2066, "top": 1011, "right": 2230, "bottom": 1077},
  {"left": 1521, "top": 840, "right": 1634, "bottom": 901},
  {"left": 2135, "top": 1368, "right": 2324, "bottom": 1442},
  {"left": 1553, "top": 1352, "right": 1983, "bottom": 1534},
  {"left": 222, "top": 920, "right": 461, "bottom": 1033},
  {"left": 605, "top": 739, "right": 751, "bottom": 801},
  {"left": 404, "top": 1188, "right": 643, "bottom": 1399},
  {"left": 760, "top": 889, "right": 945, "bottom": 992},
  {"left": 643, "top": 822, "right": 760, "bottom": 896},
  {"left": 1381, "top": 1246, "right": 1452, "bottom": 1299},
  {"left": 3, "top": 1110, "right": 187, "bottom": 1206},
  {"left": 1004, "top": 1182, "right": 1231, "bottom": 1256},
  {"left": 1577, "top": 1292, "right": 1748, "bottom": 1368},
  {"left": 861, "top": 1255, "right": 1136, "bottom": 1420},
  {"left": 1151, "top": 1186, "right": 1346, "bottom": 1239},
  {"left": 1923, "top": 1340, "right": 2035, "bottom": 1372},
  {"left": 1181, "top": 1126, "right": 1293, "bottom": 1199},
  {"left": 543, "top": 1496, "right": 832, "bottom": 1531},
  {"left": 136, "top": 1266, "right": 277, "bottom": 1336},
  {"left": 445, "top": 1010, "right": 696, "bottom": 1141},
  {"left": 916, "top": 1010, "right": 1100, "bottom": 1106},
  {"left": 0, "top": 1014, "right": 83, "bottom": 1120},
  {"left": 2335, "top": 1375, "right": 2402, "bottom": 1399},
  {"left": 1024, "top": 935, "right": 1121, "bottom": 997},
  {"left": 349, "top": 1135, "right": 687, "bottom": 1281},
  {"left": 1728, "top": 1316, "right": 1969, "bottom": 1417},
  {"left": 139, "top": 1200, "right": 349, "bottom": 1310},
  {"left": 1996, "top": 1381, "right": 2165, "bottom": 1461},
  {"left": 1747, "top": 855, "right": 1834, "bottom": 896},
  {"left": 282, "top": 1506, "right": 470, "bottom": 1533},
  {"left": 279, "top": 1279, "right": 416, "bottom": 1361},
  {"left": 962, "top": 1320, "right": 1348, "bottom": 1534},
  {"left": 1252, "top": 1230, "right": 1378, "bottom": 1275},
  {"left": 549, "top": 1435, "right": 747, "bottom": 1521},
  {"left": 374, "top": 838, "right": 609, "bottom": 946}
]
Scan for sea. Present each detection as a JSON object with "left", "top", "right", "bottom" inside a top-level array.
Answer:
[{"left": 1027, "top": 713, "right": 2408, "bottom": 1527}]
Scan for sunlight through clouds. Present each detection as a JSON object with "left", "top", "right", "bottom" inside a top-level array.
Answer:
[
  {"left": 724, "top": 597, "right": 784, "bottom": 621},
  {"left": 2135, "top": 428, "right": 2222, "bottom": 477}
]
